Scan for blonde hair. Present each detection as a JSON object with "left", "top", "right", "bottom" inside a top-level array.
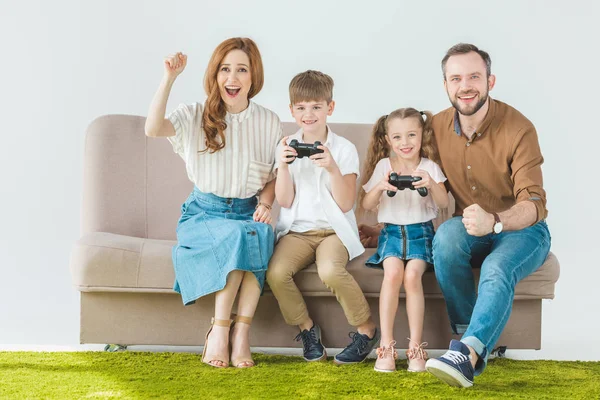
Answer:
[
  {"left": 357, "top": 108, "right": 438, "bottom": 216},
  {"left": 289, "top": 70, "right": 334, "bottom": 104},
  {"left": 201, "top": 37, "right": 264, "bottom": 154}
]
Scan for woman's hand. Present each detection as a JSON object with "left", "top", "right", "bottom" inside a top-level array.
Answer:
[
  {"left": 164, "top": 52, "right": 187, "bottom": 80},
  {"left": 253, "top": 204, "right": 272, "bottom": 224}
]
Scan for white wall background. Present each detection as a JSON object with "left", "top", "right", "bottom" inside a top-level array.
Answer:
[{"left": 1, "top": 0, "right": 598, "bottom": 360}]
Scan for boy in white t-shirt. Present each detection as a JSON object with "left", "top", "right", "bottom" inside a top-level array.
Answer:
[{"left": 267, "top": 70, "right": 379, "bottom": 364}]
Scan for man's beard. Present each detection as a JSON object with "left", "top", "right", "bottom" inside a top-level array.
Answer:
[{"left": 450, "top": 88, "right": 488, "bottom": 116}]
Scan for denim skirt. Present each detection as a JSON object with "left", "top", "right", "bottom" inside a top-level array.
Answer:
[
  {"left": 365, "top": 221, "right": 434, "bottom": 268},
  {"left": 172, "top": 188, "right": 274, "bottom": 305}
]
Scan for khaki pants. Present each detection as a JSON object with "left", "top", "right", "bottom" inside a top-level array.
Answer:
[{"left": 267, "top": 229, "right": 371, "bottom": 327}]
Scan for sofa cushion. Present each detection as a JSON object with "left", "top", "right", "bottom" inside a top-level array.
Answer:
[{"left": 71, "top": 232, "right": 559, "bottom": 299}]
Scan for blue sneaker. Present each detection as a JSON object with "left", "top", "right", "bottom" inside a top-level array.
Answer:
[
  {"left": 425, "top": 339, "right": 475, "bottom": 388},
  {"left": 333, "top": 328, "right": 380, "bottom": 365},
  {"left": 294, "top": 324, "right": 327, "bottom": 362}
]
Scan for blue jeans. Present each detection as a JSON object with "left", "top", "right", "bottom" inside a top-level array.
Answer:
[{"left": 433, "top": 216, "right": 551, "bottom": 375}]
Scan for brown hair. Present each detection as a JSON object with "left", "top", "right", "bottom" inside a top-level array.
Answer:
[
  {"left": 441, "top": 43, "right": 492, "bottom": 80},
  {"left": 289, "top": 70, "right": 334, "bottom": 104},
  {"left": 201, "top": 37, "right": 264, "bottom": 153},
  {"left": 357, "top": 108, "right": 438, "bottom": 216}
]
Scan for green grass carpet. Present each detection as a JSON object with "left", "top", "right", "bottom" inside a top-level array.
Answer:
[{"left": 1, "top": 352, "right": 599, "bottom": 399}]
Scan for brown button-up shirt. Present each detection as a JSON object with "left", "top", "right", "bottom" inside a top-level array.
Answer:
[{"left": 431, "top": 98, "right": 548, "bottom": 223}]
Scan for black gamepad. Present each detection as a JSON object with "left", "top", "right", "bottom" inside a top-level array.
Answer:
[
  {"left": 286, "top": 139, "right": 324, "bottom": 164},
  {"left": 387, "top": 173, "right": 428, "bottom": 197}
]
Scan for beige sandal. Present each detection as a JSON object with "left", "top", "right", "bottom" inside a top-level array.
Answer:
[
  {"left": 201, "top": 317, "right": 232, "bottom": 368},
  {"left": 374, "top": 340, "right": 398, "bottom": 373},
  {"left": 230, "top": 315, "right": 255, "bottom": 368}
]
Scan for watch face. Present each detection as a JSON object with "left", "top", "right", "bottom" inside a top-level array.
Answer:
[{"left": 494, "top": 222, "right": 503, "bottom": 234}]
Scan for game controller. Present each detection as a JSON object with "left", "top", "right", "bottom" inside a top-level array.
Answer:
[
  {"left": 387, "top": 173, "right": 428, "bottom": 197},
  {"left": 286, "top": 139, "right": 325, "bottom": 164}
]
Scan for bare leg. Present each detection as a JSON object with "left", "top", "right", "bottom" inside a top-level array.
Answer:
[
  {"left": 404, "top": 260, "right": 427, "bottom": 344},
  {"left": 356, "top": 318, "right": 377, "bottom": 338},
  {"left": 231, "top": 271, "right": 261, "bottom": 367},
  {"left": 374, "top": 257, "right": 404, "bottom": 372},
  {"left": 404, "top": 259, "right": 428, "bottom": 372},
  {"left": 298, "top": 318, "right": 314, "bottom": 332},
  {"left": 379, "top": 257, "right": 405, "bottom": 345},
  {"left": 204, "top": 270, "right": 243, "bottom": 367}
]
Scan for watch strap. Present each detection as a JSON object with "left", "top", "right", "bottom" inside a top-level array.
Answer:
[{"left": 492, "top": 212, "right": 501, "bottom": 224}]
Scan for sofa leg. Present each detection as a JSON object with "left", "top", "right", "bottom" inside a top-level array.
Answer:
[
  {"left": 491, "top": 346, "right": 507, "bottom": 358},
  {"left": 104, "top": 344, "right": 128, "bottom": 352}
]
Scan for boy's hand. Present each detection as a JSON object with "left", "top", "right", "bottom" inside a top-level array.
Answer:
[
  {"left": 377, "top": 170, "right": 397, "bottom": 193},
  {"left": 412, "top": 169, "right": 434, "bottom": 189},
  {"left": 310, "top": 145, "right": 338, "bottom": 173},
  {"left": 278, "top": 136, "right": 297, "bottom": 168}
]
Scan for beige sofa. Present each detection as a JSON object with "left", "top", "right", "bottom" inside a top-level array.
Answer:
[{"left": 70, "top": 115, "right": 560, "bottom": 352}]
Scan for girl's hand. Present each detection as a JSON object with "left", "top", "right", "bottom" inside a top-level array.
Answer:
[
  {"left": 310, "top": 145, "right": 338, "bottom": 173},
  {"left": 279, "top": 136, "right": 297, "bottom": 168},
  {"left": 377, "top": 170, "right": 398, "bottom": 193},
  {"left": 164, "top": 52, "right": 187, "bottom": 80},
  {"left": 253, "top": 204, "right": 272, "bottom": 224},
  {"left": 412, "top": 169, "right": 434, "bottom": 189}
]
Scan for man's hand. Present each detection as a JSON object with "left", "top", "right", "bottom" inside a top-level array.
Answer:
[{"left": 462, "top": 204, "right": 495, "bottom": 236}]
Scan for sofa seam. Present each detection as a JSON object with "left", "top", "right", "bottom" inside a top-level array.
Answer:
[
  {"left": 135, "top": 239, "right": 145, "bottom": 287},
  {"left": 72, "top": 285, "right": 555, "bottom": 299},
  {"left": 76, "top": 243, "right": 141, "bottom": 254}
]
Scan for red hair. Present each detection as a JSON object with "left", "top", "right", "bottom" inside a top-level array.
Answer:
[{"left": 201, "top": 37, "right": 264, "bottom": 153}]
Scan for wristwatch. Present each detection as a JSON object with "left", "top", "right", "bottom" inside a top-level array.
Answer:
[{"left": 492, "top": 212, "right": 503, "bottom": 234}]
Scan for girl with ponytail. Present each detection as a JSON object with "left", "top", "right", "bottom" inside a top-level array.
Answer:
[{"left": 359, "top": 108, "right": 449, "bottom": 373}]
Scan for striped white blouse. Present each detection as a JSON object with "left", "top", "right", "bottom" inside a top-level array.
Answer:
[{"left": 167, "top": 101, "right": 282, "bottom": 199}]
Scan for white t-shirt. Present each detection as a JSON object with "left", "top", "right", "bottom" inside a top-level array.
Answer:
[
  {"left": 167, "top": 101, "right": 282, "bottom": 199},
  {"left": 275, "top": 127, "right": 365, "bottom": 260},
  {"left": 362, "top": 157, "right": 447, "bottom": 225},
  {"left": 285, "top": 132, "right": 335, "bottom": 232}
]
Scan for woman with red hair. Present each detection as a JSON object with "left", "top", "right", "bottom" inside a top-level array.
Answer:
[{"left": 145, "top": 38, "right": 281, "bottom": 369}]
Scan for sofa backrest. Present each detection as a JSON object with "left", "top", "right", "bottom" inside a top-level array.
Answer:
[{"left": 82, "top": 115, "right": 451, "bottom": 240}]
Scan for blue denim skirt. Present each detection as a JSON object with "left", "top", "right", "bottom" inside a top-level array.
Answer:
[
  {"left": 365, "top": 221, "right": 434, "bottom": 268},
  {"left": 172, "top": 188, "right": 274, "bottom": 305}
]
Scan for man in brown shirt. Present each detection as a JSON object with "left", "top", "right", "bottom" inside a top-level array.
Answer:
[{"left": 424, "top": 44, "right": 551, "bottom": 388}]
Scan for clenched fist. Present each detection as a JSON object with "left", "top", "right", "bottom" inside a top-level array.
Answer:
[{"left": 164, "top": 52, "right": 187, "bottom": 80}]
